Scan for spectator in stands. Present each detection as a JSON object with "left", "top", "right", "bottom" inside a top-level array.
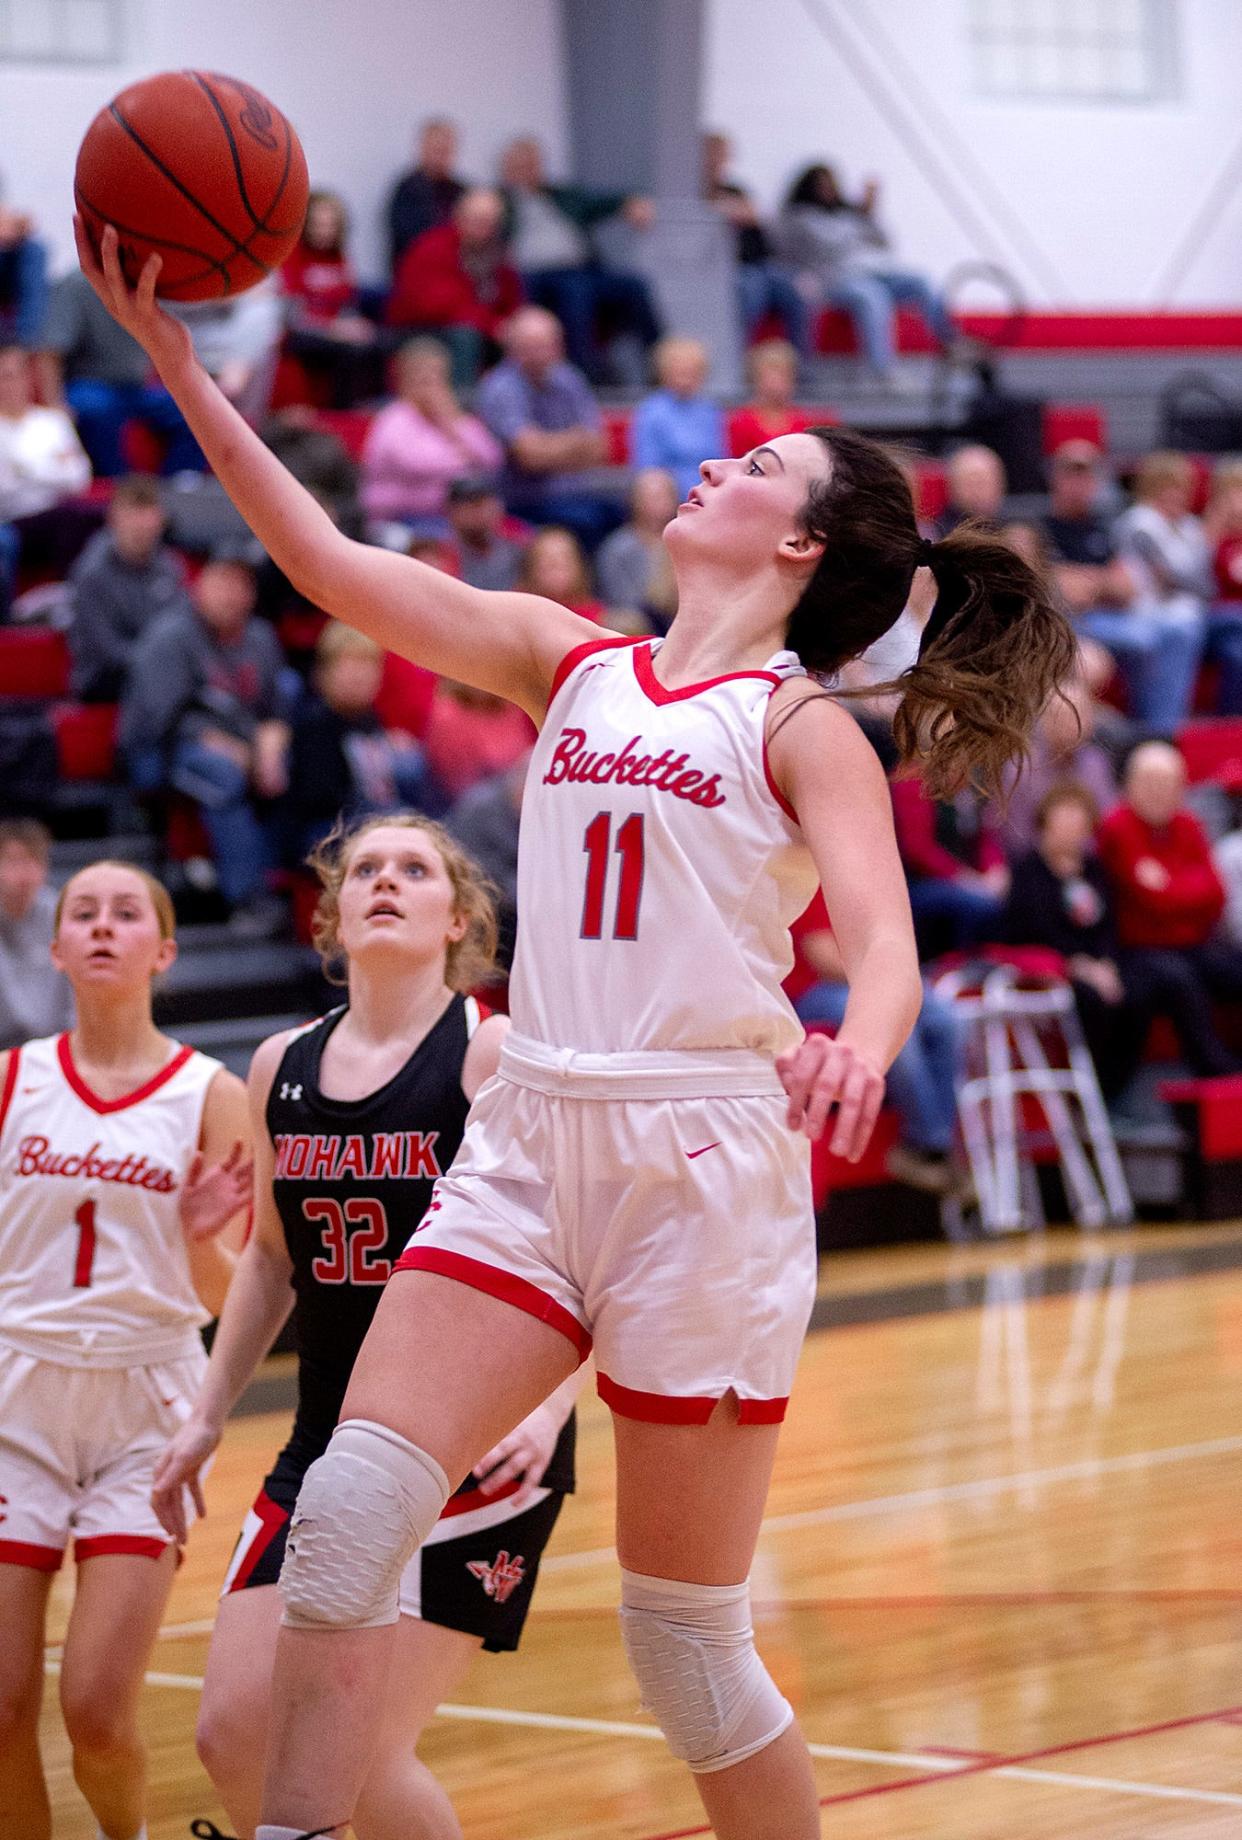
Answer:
[
  {"left": 444, "top": 476, "right": 526, "bottom": 592},
  {"left": 728, "top": 340, "right": 816, "bottom": 457},
  {"left": 0, "top": 340, "right": 93, "bottom": 583},
  {"left": 935, "top": 444, "right": 1007, "bottom": 537},
  {"left": 997, "top": 669, "right": 1117, "bottom": 857},
  {"left": 1041, "top": 441, "right": 1192, "bottom": 729},
  {"left": 359, "top": 337, "right": 501, "bottom": 536},
  {"left": 595, "top": 467, "right": 679, "bottom": 631},
  {"left": 475, "top": 305, "right": 619, "bottom": 551},
  {"left": 284, "top": 623, "right": 441, "bottom": 855},
  {"left": 386, "top": 188, "right": 522, "bottom": 386},
  {"left": 172, "top": 280, "right": 283, "bottom": 425},
  {"left": 447, "top": 748, "right": 529, "bottom": 970},
  {"left": 281, "top": 190, "right": 389, "bottom": 408},
  {"left": 777, "top": 163, "right": 956, "bottom": 384},
  {"left": 1098, "top": 740, "right": 1242, "bottom": 1075},
  {"left": 1112, "top": 452, "right": 1210, "bottom": 728},
  {"left": 892, "top": 769, "right": 1009, "bottom": 957},
  {"left": 0, "top": 818, "right": 73, "bottom": 1049},
  {"left": 421, "top": 679, "right": 534, "bottom": 804},
  {"left": 498, "top": 134, "right": 659, "bottom": 387},
  {"left": 515, "top": 525, "right": 604, "bottom": 622},
  {"left": 702, "top": 133, "right": 812, "bottom": 362},
  {"left": 1201, "top": 460, "right": 1242, "bottom": 714},
  {"left": 789, "top": 890, "right": 966, "bottom": 1193},
  {"left": 67, "top": 474, "right": 190, "bottom": 702},
  {"left": 999, "top": 783, "right": 1148, "bottom": 1101},
  {"left": 39, "top": 269, "right": 202, "bottom": 476},
  {"left": 631, "top": 337, "right": 726, "bottom": 503},
  {"left": 387, "top": 117, "right": 468, "bottom": 276},
  {"left": 0, "top": 192, "right": 48, "bottom": 348},
  {"left": 1215, "top": 775, "right": 1242, "bottom": 948},
  {"left": 119, "top": 548, "right": 291, "bottom": 924},
  {"left": 260, "top": 406, "right": 359, "bottom": 524}
]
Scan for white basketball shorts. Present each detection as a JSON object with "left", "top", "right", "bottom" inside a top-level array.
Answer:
[
  {"left": 395, "top": 1035, "right": 817, "bottom": 1424},
  {"left": 0, "top": 1339, "right": 206, "bottom": 1569}
]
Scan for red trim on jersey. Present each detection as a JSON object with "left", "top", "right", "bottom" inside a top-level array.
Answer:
[
  {"left": 0, "top": 1042, "right": 20, "bottom": 1138},
  {"left": 439, "top": 1473, "right": 525, "bottom": 1518},
  {"left": 762, "top": 732, "right": 801, "bottom": 826},
  {"left": 56, "top": 1034, "right": 195, "bottom": 1115},
  {"left": 75, "top": 1533, "right": 171, "bottom": 1563},
  {"left": 0, "top": 1537, "right": 64, "bottom": 1572},
  {"left": 632, "top": 641, "right": 783, "bottom": 707},
  {"left": 597, "top": 1371, "right": 790, "bottom": 1425},
  {"left": 225, "top": 1488, "right": 290, "bottom": 1593},
  {"left": 393, "top": 1246, "right": 593, "bottom": 1361},
  {"left": 547, "top": 634, "right": 640, "bottom": 706}
]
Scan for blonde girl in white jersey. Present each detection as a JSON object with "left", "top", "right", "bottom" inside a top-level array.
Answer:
[
  {"left": 79, "top": 225, "right": 1075, "bottom": 1840},
  {"left": 0, "top": 860, "right": 252, "bottom": 1840}
]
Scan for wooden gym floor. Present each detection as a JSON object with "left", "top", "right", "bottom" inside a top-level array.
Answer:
[{"left": 40, "top": 1221, "right": 1242, "bottom": 1837}]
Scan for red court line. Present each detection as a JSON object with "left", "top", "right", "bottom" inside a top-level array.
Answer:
[{"left": 637, "top": 1699, "right": 1242, "bottom": 1839}]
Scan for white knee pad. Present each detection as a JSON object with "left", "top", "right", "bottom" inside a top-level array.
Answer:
[
  {"left": 279, "top": 1419, "right": 449, "bottom": 1631},
  {"left": 619, "top": 1568, "right": 793, "bottom": 1774}
]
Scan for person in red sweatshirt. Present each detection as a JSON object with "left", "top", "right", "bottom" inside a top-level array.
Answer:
[
  {"left": 890, "top": 770, "right": 1009, "bottom": 957},
  {"left": 385, "top": 188, "right": 523, "bottom": 385},
  {"left": 1097, "top": 739, "right": 1242, "bottom": 1074}
]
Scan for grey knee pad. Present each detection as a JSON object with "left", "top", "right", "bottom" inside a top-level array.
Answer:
[
  {"left": 279, "top": 1419, "right": 449, "bottom": 1630},
  {"left": 619, "top": 1568, "right": 793, "bottom": 1774}
]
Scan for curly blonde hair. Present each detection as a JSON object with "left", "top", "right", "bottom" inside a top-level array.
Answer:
[{"left": 306, "top": 814, "right": 498, "bottom": 991}]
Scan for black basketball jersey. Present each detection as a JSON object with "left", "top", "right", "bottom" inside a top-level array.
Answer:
[{"left": 265, "top": 997, "right": 576, "bottom": 1495}]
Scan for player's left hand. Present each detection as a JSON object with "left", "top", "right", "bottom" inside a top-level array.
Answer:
[
  {"left": 179, "top": 1140, "right": 253, "bottom": 1241},
  {"left": 776, "top": 1031, "right": 885, "bottom": 1158},
  {"left": 472, "top": 1402, "right": 559, "bottom": 1509}
]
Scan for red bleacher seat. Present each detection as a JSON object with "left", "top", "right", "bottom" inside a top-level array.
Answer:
[
  {"left": 120, "top": 421, "right": 164, "bottom": 475},
  {"left": 1176, "top": 719, "right": 1242, "bottom": 786},
  {"left": 913, "top": 462, "right": 948, "bottom": 523},
  {"left": 1041, "top": 403, "right": 1107, "bottom": 454},
  {"left": 0, "top": 628, "right": 70, "bottom": 698},
  {"left": 312, "top": 408, "right": 377, "bottom": 461},
  {"left": 601, "top": 409, "right": 631, "bottom": 467},
  {"left": 51, "top": 702, "right": 117, "bottom": 780}
]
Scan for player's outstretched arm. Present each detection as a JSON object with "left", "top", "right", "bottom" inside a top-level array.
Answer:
[
  {"left": 75, "top": 221, "right": 592, "bottom": 718},
  {"left": 152, "top": 1035, "right": 296, "bottom": 1543},
  {"left": 767, "top": 688, "right": 923, "bottom": 1159}
]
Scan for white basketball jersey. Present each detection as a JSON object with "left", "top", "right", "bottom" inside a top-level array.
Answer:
[
  {"left": 509, "top": 637, "right": 819, "bottom": 1055},
  {"left": 0, "top": 1033, "right": 221, "bottom": 1367}
]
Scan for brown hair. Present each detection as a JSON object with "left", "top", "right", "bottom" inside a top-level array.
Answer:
[
  {"left": 1034, "top": 780, "right": 1100, "bottom": 834},
  {"left": 314, "top": 620, "right": 383, "bottom": 669},
  {"left": 110, "top": 474, "right": 163, "bottom": 510},
  {"left": 0, "top": 817, "right": 52, "bottom": 862},
  {"left": 783, "top": 426, "right": 1077, "bottom": 798},
  {"left": 307, "top": 814, "right": 498, "bottom": 991},
  {"left": 516, "top": 525, "right": 591, "bottom": 604},
  {"left": 53, "top": 861, "right": 176, "bottom": 940}
]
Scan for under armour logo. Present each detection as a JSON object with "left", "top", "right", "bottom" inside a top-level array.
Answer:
[
  {"left": 280, "top": 1082, "right": 303, "bottom": 1102},
  {"left": 466, "top": 1548, "right": 526, "bottom": 1604}
]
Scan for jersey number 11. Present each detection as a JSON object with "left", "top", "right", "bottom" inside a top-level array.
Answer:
[{"left": 581, "top": 813, "right": 645, "bottom": 940}]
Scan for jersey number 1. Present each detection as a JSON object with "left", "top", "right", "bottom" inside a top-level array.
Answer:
[
  {"left": 72, "top": 1199, "right": 96, "bottom": 1288},
  {"left": 581, "top": 813, "right": 645, "bottom": 940}
]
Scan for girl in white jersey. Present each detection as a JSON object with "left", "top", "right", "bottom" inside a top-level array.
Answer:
[
  {"left": 0, "top": 860, "right": 251, "bottom": 1840},
  {"left": 80, "top": 230, "right": 1075, "bottom": 1840}
]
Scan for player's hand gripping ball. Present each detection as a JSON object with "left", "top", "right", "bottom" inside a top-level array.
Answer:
[{"left": 74, "top": 69, "right": 308, "bottom": 301}]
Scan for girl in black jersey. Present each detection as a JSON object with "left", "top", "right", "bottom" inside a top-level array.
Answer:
[{"left": 152, "top": 817, "right": 581, "bottom": 1840}]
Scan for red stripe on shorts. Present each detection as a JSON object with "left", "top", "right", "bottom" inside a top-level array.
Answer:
[
  {"left": 0, "top": 1537, "right": 64, "bottom": 1572},
  {"left": 75, "top": 1534, "right": 170, "bottom": 1563},
  {"left": 597, "top": 1372, "right": 790, "bottom": 1425},
  {"left": 394, "top": 1246, "right": 593, "bottom": 1361},
  {"left": 226, "top": 1489, "right": 289, "bottom": 1593}
]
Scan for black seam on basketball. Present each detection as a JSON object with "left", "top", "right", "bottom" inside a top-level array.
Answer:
[
  {"left": 106, "top": 100, "right": 268, "bottom": 276},
  {"left": 190, "top": 72, "right": 285, "bottom": 235},
  {"left": 74, "top": 180, "right": 235, "bottom": 292}
]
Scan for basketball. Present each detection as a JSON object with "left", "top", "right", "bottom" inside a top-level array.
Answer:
[{"left": 74, "top": 69, "right": 308, "bottom": 302}]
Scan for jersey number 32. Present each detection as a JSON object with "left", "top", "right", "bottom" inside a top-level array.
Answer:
[{"left": 305, "top": 1197, "right": 391, "bottom": 1285}]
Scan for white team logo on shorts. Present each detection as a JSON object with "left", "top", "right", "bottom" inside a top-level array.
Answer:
[{"left": 466, "top": 1548, "right": 526, "bottom": 1604}]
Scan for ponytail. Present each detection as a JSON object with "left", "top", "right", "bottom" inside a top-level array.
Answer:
[{"left": 784, "top": 428, "right": 1077, "bottom": 799}]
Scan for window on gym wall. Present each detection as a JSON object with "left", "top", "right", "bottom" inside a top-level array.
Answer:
[
  {"left": 967, "top": 0, "right": 1178, "bottom": 103},
  {"left": 0, "top": 0, "right": 122, "bottom": 63}
]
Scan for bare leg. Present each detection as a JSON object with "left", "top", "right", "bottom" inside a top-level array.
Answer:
[
  {"left": 260, "top": 1271, "right": 577, "bottom": 1836},
  {"left": 0, "top": 1564, "right": 54, "bottom": 1840},
  {"left": 199, "top": 1586, "right": 478, "bottom": 1840},
  {"left": 59, "top": 1547, "right": 178, "bottom": 1840},
  {"left": 613, "top": 1401, "right": 820, "bottom": 1840}
]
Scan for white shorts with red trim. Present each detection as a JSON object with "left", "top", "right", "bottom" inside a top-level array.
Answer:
[
  {"left": 395, "top": 1034, "right": 816, "bottom": 1424},
  {"left": 0, "top": 1339, "right": 205, "bottom": 1569}
]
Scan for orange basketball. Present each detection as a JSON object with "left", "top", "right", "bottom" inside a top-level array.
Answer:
[{"left": 74, "top": 69, "right": 309, "bottom": 302}]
